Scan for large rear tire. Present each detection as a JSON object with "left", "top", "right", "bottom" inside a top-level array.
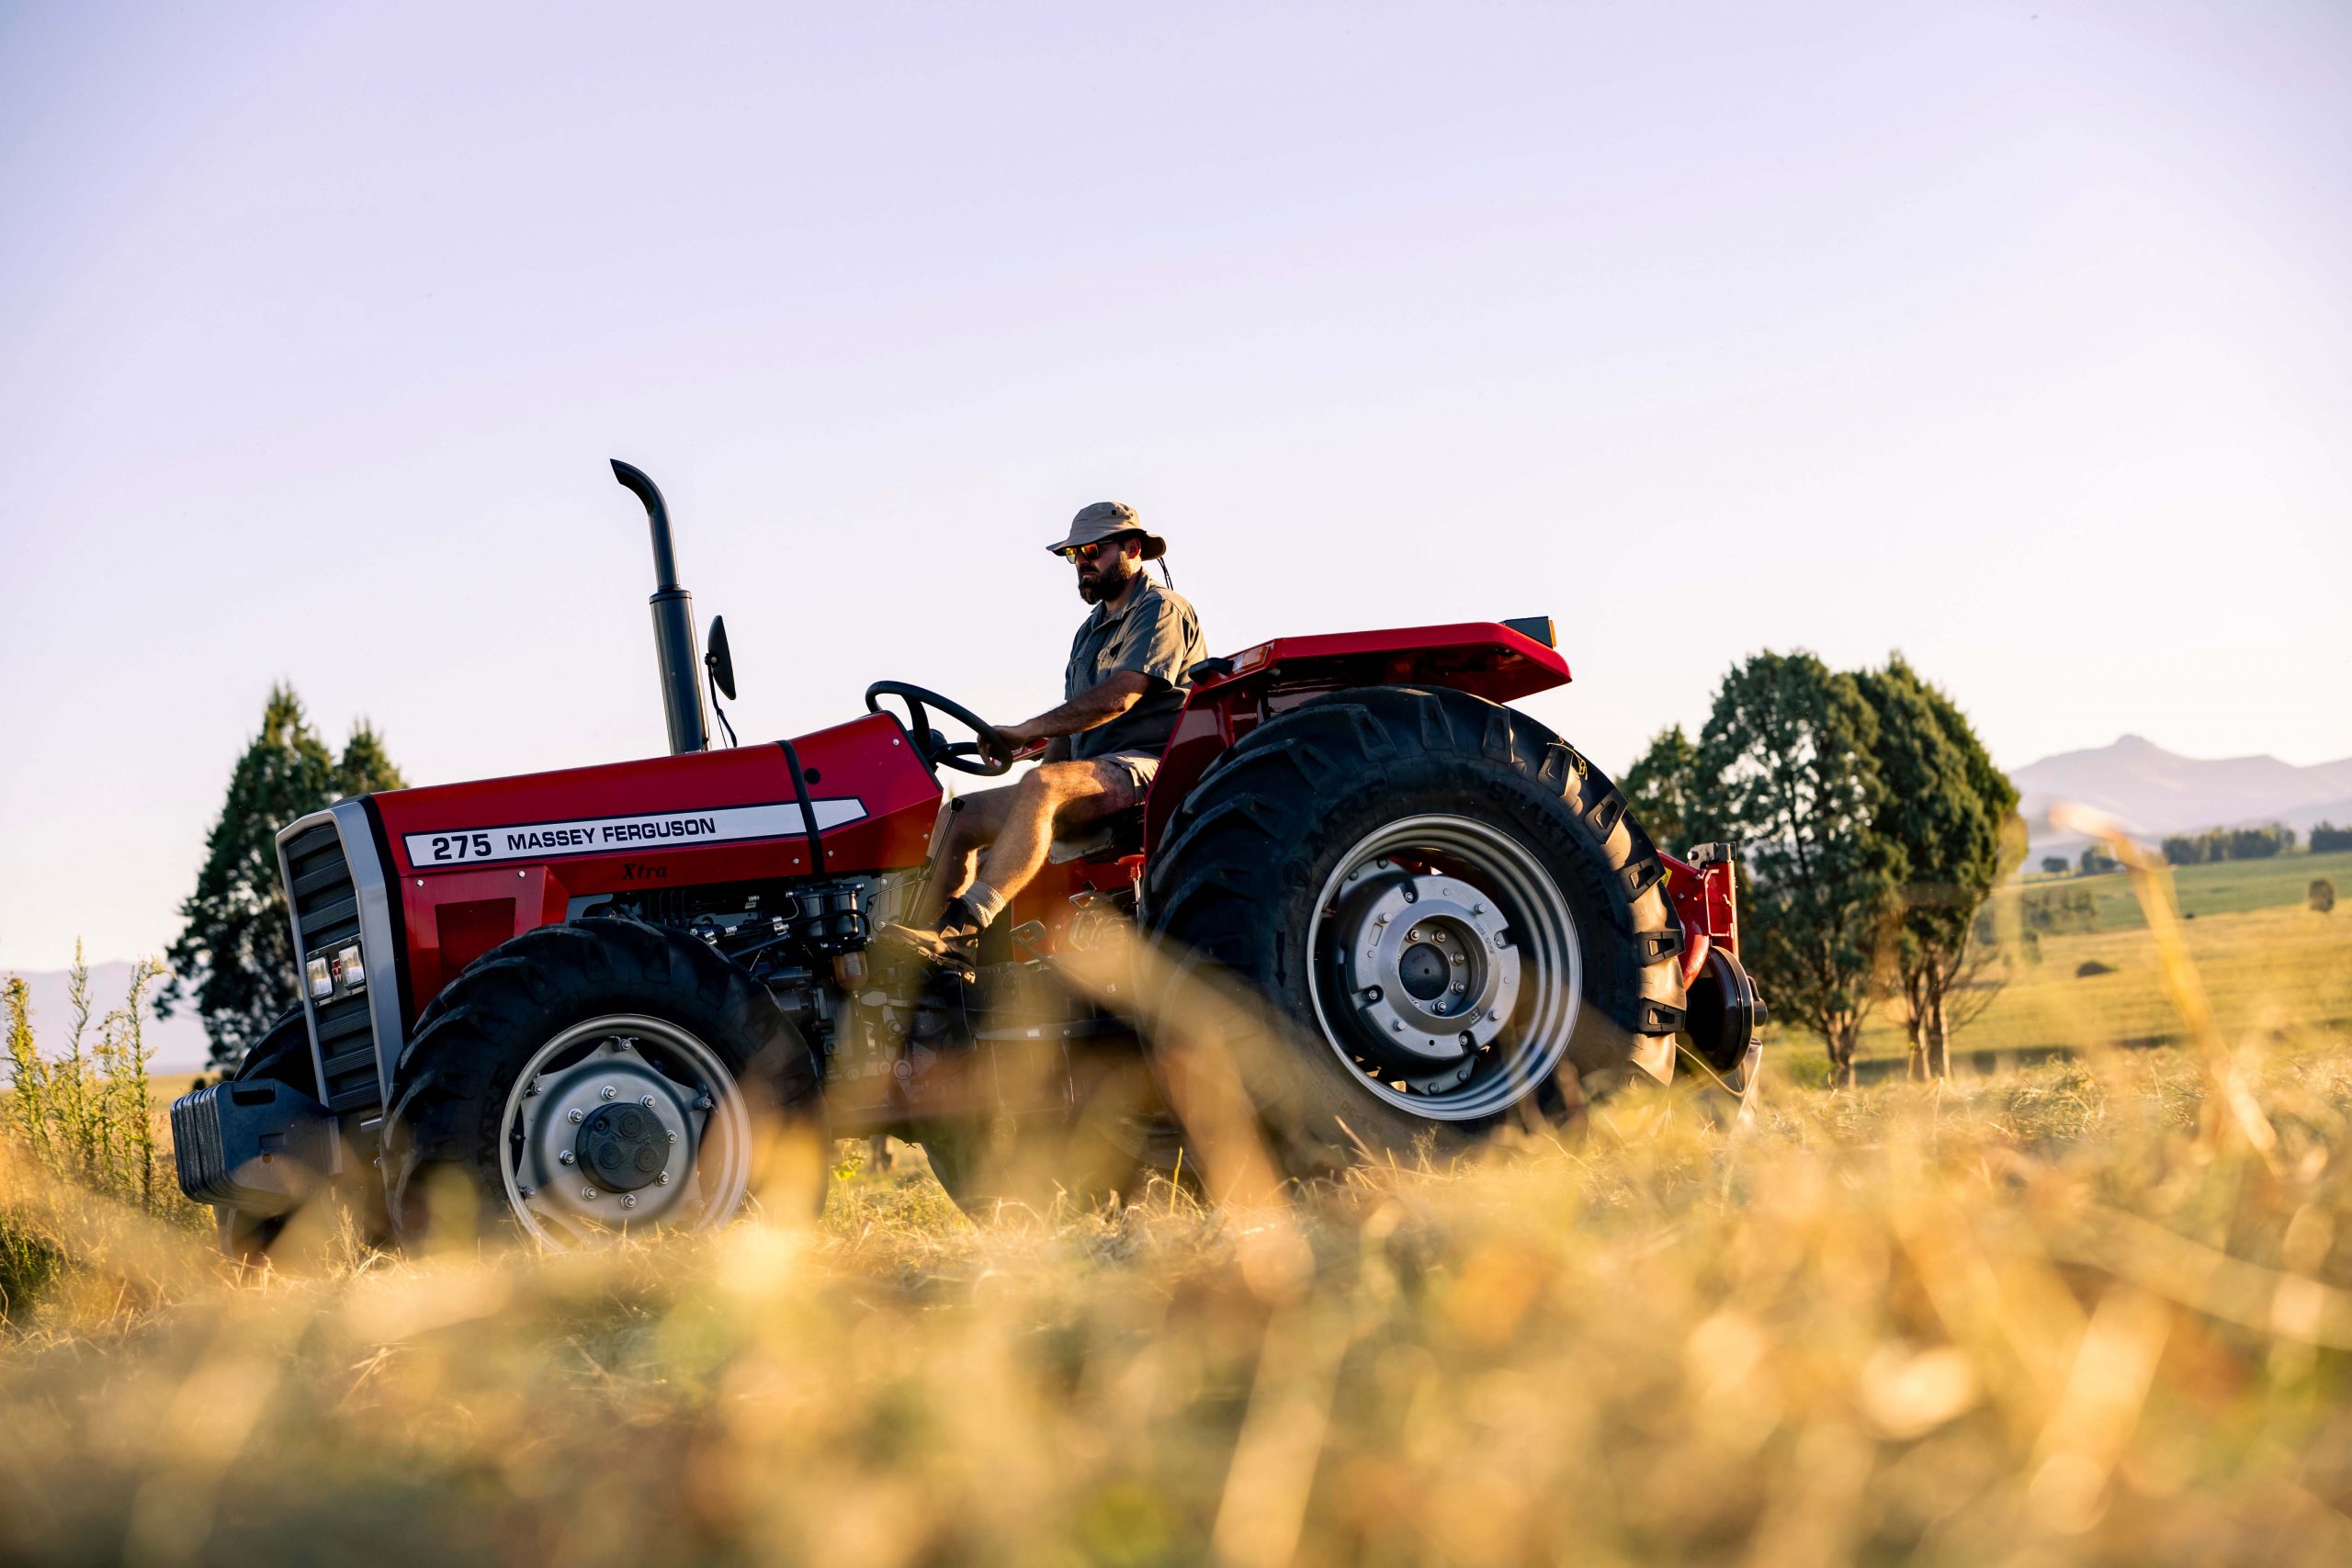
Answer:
[
  {"left": 383, "top": 918, "right": 826, "bottom": 1247},
  {"left": 1141, "top": 685, "right": 1684, "bottom": 1179}
]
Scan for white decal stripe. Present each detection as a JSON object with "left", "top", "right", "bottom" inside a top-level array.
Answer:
[{"left": 401, "top": 798, "right": 866, "bottom": 869}]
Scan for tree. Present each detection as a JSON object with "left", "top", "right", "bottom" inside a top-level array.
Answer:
[
  {"left": 2313, "top": 823, "right": 2352, "bottom": 854},
  {"left": 2040, "top": 856, "right": 2068, "bottom": 875},
  {"left": 1694, "top": 651, "right": 1901, "bottom": 1088},
  {"left": 2080, "top": 846, "right": 2118, "bottom": 875},
  {"left": 158, "top": 686, "right": 406, "bottom": 1069},
  {"left": 1623, "top": 725, "right": 1703, "bottom": 854},
  {"left": 337, "top": 719, "right": 408, "bottom": 799},
  {"left": 1853, "top": 656, "right": 2022, "bottom": 1079}
]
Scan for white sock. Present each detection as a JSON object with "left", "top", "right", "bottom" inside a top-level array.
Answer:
[{"left": 959, "top": 880, "right": 1008, "bottom": 927}]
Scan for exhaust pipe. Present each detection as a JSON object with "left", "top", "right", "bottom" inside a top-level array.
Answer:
[{"left": 610, "top": 459, "right": 708, "bottom": 755}]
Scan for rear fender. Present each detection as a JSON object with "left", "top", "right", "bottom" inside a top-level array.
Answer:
[{"left": 1143, "top": 621, "right": 1569, "bottom": 852}]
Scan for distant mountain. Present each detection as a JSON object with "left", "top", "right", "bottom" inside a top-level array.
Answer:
[
  {"left": 2013, "top": 735, "right": 2352, "bottom": 858},
  {"left": 5, "top": 962, "right": 214, "bottom": 1072}
]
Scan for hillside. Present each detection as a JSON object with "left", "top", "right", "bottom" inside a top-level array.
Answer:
[{"left": 2013, "top": 734, "right": 2352, "bottom": 859}]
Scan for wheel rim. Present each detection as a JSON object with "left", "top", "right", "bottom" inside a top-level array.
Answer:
[
  {"left": 1306, "top": 814, "right": 1583, "bottom": 1121},
  {"left": 496, "top": 1013, "right": 752, "bottom": 1246}
]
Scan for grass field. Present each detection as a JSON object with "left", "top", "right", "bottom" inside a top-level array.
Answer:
[
  {"left": 9, "top": 1048, "right": 2352, "bottom": 1565},
  {"left": 8, "top": 1019, "right": 2352, "bottom": 1562},
  {"left": 2021, "top": 849, "right": 2352, "bottom": 933},
  {"left": 1849, "top": 854, "right": 2352, "bottom": 1068}
]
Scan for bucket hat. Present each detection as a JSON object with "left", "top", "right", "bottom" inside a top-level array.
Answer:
[{"left": 1046, "top": 501, "right": 1165, "bottom": 561}]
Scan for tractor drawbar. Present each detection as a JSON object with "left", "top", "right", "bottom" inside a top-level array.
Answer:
[{"left": 611, "top": 458, "right": 709, "bottom": 755}]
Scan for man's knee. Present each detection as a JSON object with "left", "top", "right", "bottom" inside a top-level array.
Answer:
[
  {"left": 936, "top": 785, "right": 1017, "bottom": 851},
  {"left": 1020, "top": 761, "right": 1105, "bottom": 807}
]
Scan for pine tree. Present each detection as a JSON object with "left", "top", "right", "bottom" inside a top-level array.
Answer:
[
  {"left": 337, "top": 719, "right": 408, "bottom": 796},
  {"left": 1694, "top": 651, "right": 1902, "bottom": 1088},
  {"left": 157, "top": 686, "right": 405, "bottom": 1069}
]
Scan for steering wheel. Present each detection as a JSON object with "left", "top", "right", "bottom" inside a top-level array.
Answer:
[{"left": 865, "top": 681, "right": 1018, "bottom": 777}]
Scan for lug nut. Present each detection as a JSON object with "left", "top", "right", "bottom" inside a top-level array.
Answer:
[
  {"left": 524, "top": 1079, "right": 541, "bottom": 1098},
  {"left": 600, "top": 1085, "right": 617, "bottom": 1100},
  {"left": 582, "top": 1187, "right": 598, "bottom": 1201},
  {"left": 1450, "top": 981, "right": 1466, "bottom": 995},
  {"left": 620, "top": 1195, "right": 638, "bottom": 1210},
  {"left": 558, "top": 1149, "right": 576, "bottom": 1166},
  {"left": 568, "top": 1108, "right": 584, "bottom": 1123},
  {"left": 666, "top": 1129, "right": 679, "bottom": 1144},
  {"left": 694, "top": 1094, "right": 715, "bottom": 1111},
  {"left": 640, "top": 1095, "right": 657, "bottom": 1109},
  {"left": 657, "top": 1171, "right": 671, "bottom": 1186},
  {"left": 1408, "top": 927, "right": 1422, "bottom": 942},
  {"left": 516, "top": 1186, "right": 536, "bottom": 1200}
]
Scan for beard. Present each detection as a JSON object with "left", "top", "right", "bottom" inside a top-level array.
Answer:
[{"left": 1076, "top": 561, "right": 1132, "bottom": 604}]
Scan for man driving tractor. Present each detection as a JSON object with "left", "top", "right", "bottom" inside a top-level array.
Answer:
[{"left": 880, "top": 501, "right": 1207, "bottom": 973}]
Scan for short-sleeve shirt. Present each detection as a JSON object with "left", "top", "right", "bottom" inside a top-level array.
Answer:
[{"left": 1063, "top": 577, "right": 1208, "bottom": 761}]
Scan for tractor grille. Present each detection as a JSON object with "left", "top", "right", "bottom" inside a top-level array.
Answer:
[{"left": 283, "top": 819, "right": 384, "bottom": 1114}]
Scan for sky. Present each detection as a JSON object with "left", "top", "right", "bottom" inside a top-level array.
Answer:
[{"left": 2, "top": 0, "right": 2347, "bottom": 972}]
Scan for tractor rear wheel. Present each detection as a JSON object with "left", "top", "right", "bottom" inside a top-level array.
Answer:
[
  {"left": 1141, "top": 685, "right": 1684, "bottom": 1180},
  {"left": 382, "top": 918, "right": 826, "bottom": 1248}
]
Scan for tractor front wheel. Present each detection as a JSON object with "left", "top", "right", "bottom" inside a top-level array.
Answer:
[{"left": 382, "top": 919, "right": 826, "bottom": 1247}]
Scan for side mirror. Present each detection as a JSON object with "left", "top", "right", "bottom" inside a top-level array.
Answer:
[{"left": 705, "top": 615, "right": 736, "bottom": 700}]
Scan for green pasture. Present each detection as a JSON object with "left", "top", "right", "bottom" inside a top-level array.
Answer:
[
  {"left": 1850, "top": 861, "right": 2352, "bottom": 1066},
  {"left": 2010, "top": 847, "right": 2352, "bottom": 932}
]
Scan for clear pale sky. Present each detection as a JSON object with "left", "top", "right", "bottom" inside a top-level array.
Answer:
[{"left": 3, "top": 1, "right": 2346, "bottom": 971}]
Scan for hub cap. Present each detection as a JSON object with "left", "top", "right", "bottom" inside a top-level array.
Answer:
[
  {"left": 497, "top": 1015, "right": 751, "bottom": 1246},
  {"left": 1307, "top": 815, "right": 1583, "bottom": 1121}
]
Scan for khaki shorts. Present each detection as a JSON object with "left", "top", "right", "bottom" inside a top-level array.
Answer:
[{"left": 1091, "top": 750, "right": 1161, "bottom": 800}]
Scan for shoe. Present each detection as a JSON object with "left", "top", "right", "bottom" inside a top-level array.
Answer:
[{"left": 875, "top": 897, "right": 986, "bottom": 980}]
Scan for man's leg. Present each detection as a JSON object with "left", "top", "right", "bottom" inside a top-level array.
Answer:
[
  {"left": 881, "top": 758, "right": 1146, "bottom": 969},
  {"left": 915, "top": 785, "right": 1020, "bottom": 923},
  {"left": 965, "top": 757, "right": 1147, "bottom": 916}
]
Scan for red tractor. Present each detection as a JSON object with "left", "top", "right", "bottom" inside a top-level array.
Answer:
[{"left": 174, "top": 463, "right": 1763, "bottom": 1253}]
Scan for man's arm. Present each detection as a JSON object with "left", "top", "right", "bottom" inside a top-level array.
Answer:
[{"left": 998, "top": 671, "right": 1152, "bottom": 750}]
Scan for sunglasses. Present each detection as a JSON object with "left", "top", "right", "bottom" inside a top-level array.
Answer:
[{"left": 1057, "top": 536, "right": 1132, "bottom": 563}]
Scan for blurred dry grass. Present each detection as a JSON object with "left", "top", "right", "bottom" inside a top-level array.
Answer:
[
  {"left": 6, "top": 1027, "right": 2352, "bottom": 1566},
  {"left": 10, "top": 841, "right": 2352, "bottom": 1567}
]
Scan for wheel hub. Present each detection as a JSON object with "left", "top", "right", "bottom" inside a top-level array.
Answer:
[
  {"left": 1306, "top": 816, "right": 1585, "bottom": 1122},
  {"left": 575, "top": 1101, "right": 670, "bottom": 1192},
  {"left": 507, "top": 1032, "right": 713, "bottom": 1235},
  {"left": 1334, "top": 872, "right": 1520, "bottom": 1068}
]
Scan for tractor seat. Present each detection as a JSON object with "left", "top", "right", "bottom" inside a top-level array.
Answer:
[{"left": 1046, "top": 804, "right": 1147, "bottom": 864}]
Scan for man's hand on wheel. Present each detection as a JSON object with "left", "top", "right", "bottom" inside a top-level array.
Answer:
[{"left": 990, "top": 721, "right": 1051, "bottom": 761}]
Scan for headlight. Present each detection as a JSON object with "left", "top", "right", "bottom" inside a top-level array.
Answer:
[
  {"left": 306, "top": 955, "right": 334, "bottom": 999},
  {"left": 336, "top": 944, "right": 367, "bottom": 991}
]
